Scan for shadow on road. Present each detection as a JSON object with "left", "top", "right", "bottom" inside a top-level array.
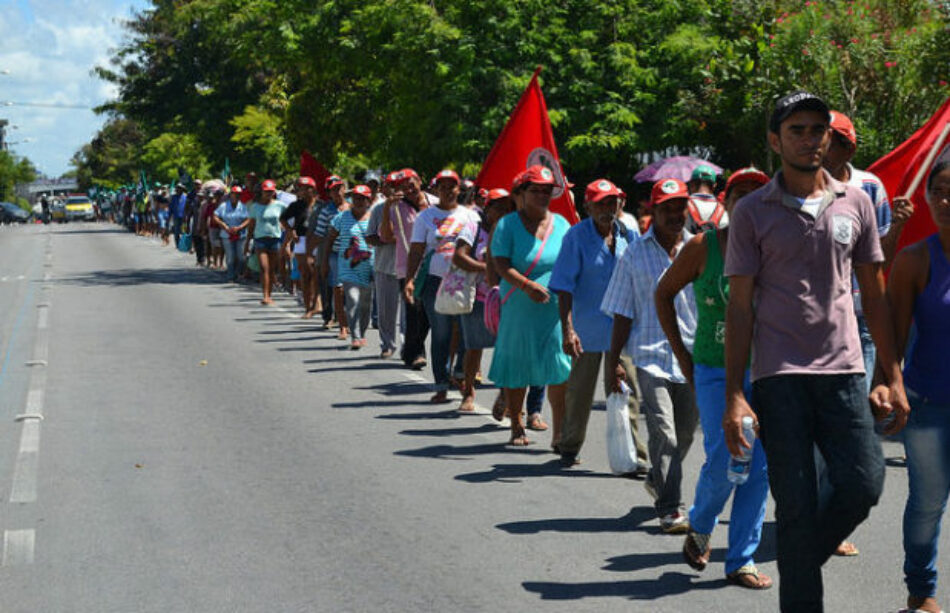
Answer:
[
  {"left": 315, "top": 362, "right": 409, "bottom": 375},
  {"left": 376, "top": 410, "right": 465, "bottom": 421},
  {"left": 497, "top": 506, "right": 658, "bottom": 535},
  {"left": 522, "top": 571, "right": 726, "bottom": 601},
  {"left": 399, "top": 422, "right": 506, "bottom": 437},
  {"left": 55, "top": 267, "right": 222, "bottom": 287},
  {"left": 395, "top": 442, "right": 549, "bottom": 460}
]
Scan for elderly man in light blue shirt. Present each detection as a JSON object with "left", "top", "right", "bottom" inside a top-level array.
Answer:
[
  {"left": 550, "top": 179, "right": 648, "bottom": 471},
  {"left": 602, "top": 177, "right": 698, "bottom": 534}
]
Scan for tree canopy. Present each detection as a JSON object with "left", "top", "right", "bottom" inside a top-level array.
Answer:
[{"left": 75, "top": 0, "right": 950, "bottom": 191}]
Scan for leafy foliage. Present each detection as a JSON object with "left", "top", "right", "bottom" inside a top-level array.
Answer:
[{"left": 75, "top": 0, "right": 950, "bottom": 191}]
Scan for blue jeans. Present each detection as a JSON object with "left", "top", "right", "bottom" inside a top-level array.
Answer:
[
  {"left": 222, "top": 238, "right": 245, "bottom": 281},
  {"left": 753, "top": 373, "right": 884, "bottom": 612},
  {"left": 857, "top": 314, "right": 876, "bottom": 394},
  {"left": 421, "top": 274, "right": 460, "bottom": 392},
  {"left": 527, "top": 385, "right": 545, "bottom": 417},
  {"left": 690, "top": 365, "right": 769, "bottom": 574},
  {"left": 903, "top": 389, "right": 950, "bottom": 599}
]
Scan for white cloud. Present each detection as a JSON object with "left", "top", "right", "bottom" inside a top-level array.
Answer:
[{"left": 0, "top": 1, "right": 147, "bottom": 177}]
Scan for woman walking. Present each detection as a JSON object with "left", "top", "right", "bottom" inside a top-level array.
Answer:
[
  {"left": 452, "top": 188, "right": 515, "bottom": 413},
  {"left": 488, "top": 165, "right": 571, "bottom": 447},
  {"left": 880, "top": 160, "right": 950, "bottom": 613},
  {"left": 246, "top": 180, "right": 287, "bottom": 305}
]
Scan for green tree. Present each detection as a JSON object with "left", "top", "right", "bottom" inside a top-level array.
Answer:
[{"left": 0, "top": 150, "right": 37, "bottom": 206}]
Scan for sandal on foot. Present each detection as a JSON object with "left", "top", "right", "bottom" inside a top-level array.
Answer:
[
  {"left": 526, "top": 415, "right": 548, "bottom": 431},
  {"left": 682, "top": 531, "right": 711, "bottom": 571},
  {"left": 508, "top": 433, "right": 532, "bottom": 447},
  {"left": 430, "top": 390, "right": 449, "bottom": 404},
  {"left": 833, "top": 540, "right": 859, "bottom": 557},
  {"left": 457, "top": 398, "right": 476, "bottom": 413},
  {"left": 726, "top": 565, "right": 772, "bottom": 590}
]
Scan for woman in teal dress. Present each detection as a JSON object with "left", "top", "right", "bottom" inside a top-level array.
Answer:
[{"left": 489, "top": 165, "right": 572, "bottom": 447}]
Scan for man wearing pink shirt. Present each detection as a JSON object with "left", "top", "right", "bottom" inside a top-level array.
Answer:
[{"left": 723, "top": 90, "right": 908, "bottom": 612}]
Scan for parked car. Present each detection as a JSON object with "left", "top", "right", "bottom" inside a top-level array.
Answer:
[
  {"left": 64, "top": 196, "right": 96, "bottom": 222},
  {"left": 0, "top": 201, "right": 31, "bottom": 224}
]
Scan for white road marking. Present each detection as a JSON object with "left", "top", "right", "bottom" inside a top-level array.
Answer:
[
  {"left": 2, "top": 530, "right": 35, "bottom": 566},
  {"left": 18, "top": 419, "right": 40, "bottom": 453},
  {"left": 36, "top": 307, "right": 48, "bottom": 330},
  {"left": 9, "top": 450, "right": 37, "bottom": 503},
  {"left": 25, "top": 360, "right": 47, "bottom": 367},
  {"left": 24, "top": 389, "right": 43, "bottom": 416}
]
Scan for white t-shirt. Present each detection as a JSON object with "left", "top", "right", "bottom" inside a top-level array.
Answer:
[{"left": 409, "top": 205, "right": 477, "bottom": 278}]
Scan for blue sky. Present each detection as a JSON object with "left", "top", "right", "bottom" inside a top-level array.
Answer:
[{"left": 0, "top": 0, "right": 148, "bottom": 176}]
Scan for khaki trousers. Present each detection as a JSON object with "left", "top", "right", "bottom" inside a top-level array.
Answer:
[{"left": 559, "top": 351, "right": 648, "bottom": 463}]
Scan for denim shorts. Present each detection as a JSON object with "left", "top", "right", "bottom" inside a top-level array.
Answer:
[{"left": 254, "top": 236, "right": 281, "bottom": 251}]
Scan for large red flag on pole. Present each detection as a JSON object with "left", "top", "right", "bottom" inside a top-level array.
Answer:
[
  {"left": 300, "top": 151, "right": 332, "bottom": 200},
  {"left": 867, "top": 97, "right": 950, "bottom": 254},
  {"left": 475, "top": 67, "right": 579, "bottom": 224}
]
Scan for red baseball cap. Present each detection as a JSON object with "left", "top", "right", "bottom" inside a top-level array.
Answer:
[
  {"left": 485, "top": 188, "right": 511, "bottom": 203},
  {"left": 477, "top": 188, "right": 489, "bottom": 200},
  {"left": 512, "top": 164, "right": 557, "bottom": 192},
  {"left": 829, "top": 111, "right": 857, "bottom": 146},
  {"left": 350, "top": 184, "right": 373, "bottom": 199},
  {"left": 650, "top": 178, "right": 689, "bottom": 206},
  {"left": 585, "top": 179, "right": 623, "bottom": 204},
  {"left": 392, "top": 168, "right": 420, "bottom": 186},
  {"left": 725, "top": 167, "right": 770, "bottom": 196},
  {"left": 261, "top": 179, "right": 277, "bottom": 192},
  {"left": 325, "top": 175, "right": 344, "bottom": 190},
  {"left": 434, "top": 169, "right": 460, "bottom": 185},
  {"left": 230, "top": 186, "right": 243, "bottom": 194},
  {"left": 384, "top": 170, "right": 403, "bottom": 186},
  {"left": 296, "top": 176, "right": 316, "bottom": 188}
]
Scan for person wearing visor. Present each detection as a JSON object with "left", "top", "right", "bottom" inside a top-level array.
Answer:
[
  {"left": 452, "top": 188, "right": 515, "bottom": 414},
  {"left": 550, "top": 178, "right": 646, "bottom": 470},
  {"left": 656, "top": 167, "right": 773, "bottom": 588},
  {"left": 489, "top": 165, "right": 572, "bottom": 447},
  {"left": 404, "top": 169, "right": 477, "bottom": 403},
  {"left": 246, "top": 179, "right": 288, "bottom": 305},
  {"left": 214, "top": 186, "right": 250, "bottom": 282},
  {"left": 603, "top": 177, "right": 698, "bottom": 535},
  {"left": 281, "top": 176, "right": 319, "bottom": 317}
]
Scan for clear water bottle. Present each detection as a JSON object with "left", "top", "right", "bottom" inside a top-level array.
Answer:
[{"left": 727, "top": 416, "right": 756, "bottom": 485}]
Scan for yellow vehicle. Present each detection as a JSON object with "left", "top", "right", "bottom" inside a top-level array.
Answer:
[{"left": 64, "top": 196, "right": 96, "bottom": 222}]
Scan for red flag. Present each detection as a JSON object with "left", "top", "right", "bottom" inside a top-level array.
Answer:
[
  {"left": 475, "top": 67, "right": 579, "bottom": 224},
  {"left": 867, "top": 97, "right": 950, "bottom": 254},
  {"left": 300, "top": 151, "right": 332, "bottom": 200}
]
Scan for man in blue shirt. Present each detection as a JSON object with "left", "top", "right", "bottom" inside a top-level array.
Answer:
[{"left": 550, "top": 179, "right": 647, "bottom": 471}]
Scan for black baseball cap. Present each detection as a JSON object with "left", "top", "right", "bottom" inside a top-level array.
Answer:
[{"left": 769, "top": 90, "right": 831, "bottom": 133}]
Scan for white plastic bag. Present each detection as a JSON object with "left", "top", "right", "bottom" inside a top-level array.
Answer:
[{"left": 605, "top": 382, "right": 639, "bottom": 475}]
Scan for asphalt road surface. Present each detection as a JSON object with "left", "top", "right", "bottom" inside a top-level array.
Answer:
[{"left": 0, "top": 222, "right": 941, "bottom": 612}]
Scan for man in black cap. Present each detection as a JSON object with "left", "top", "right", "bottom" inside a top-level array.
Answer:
[{"left": 723, "top": 90, "right": 908, "bottom": 610}]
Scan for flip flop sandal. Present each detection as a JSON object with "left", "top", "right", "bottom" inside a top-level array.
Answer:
[
  {"left": 527, "top": 415, "right": 549, "bottom": 431},
  {"left": 683, "top": 532, "right": 711, "bottom": 571},
  {"left": 508, "top": 433, "right": 533, "bottom": 446},
  {"left": 833, "top": 541, "right": 859, "bottom": 556},
  {"left": 726, "top": 565, "right": 773, "bottom": 590}
]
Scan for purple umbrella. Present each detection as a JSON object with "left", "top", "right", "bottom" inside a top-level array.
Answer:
[{"left": 634, "top": 156, "right": 724, "bottom": 183}]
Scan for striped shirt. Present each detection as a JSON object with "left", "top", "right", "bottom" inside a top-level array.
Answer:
[{"left": 600, "top": 226, "right": 697, "bottom": 383}]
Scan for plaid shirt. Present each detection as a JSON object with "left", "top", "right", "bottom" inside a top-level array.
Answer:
[{"left": 600, "top": 226, "right": 697, "bottom": 383}]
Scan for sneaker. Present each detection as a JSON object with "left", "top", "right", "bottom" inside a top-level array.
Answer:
[{"left": 660, "top": 512, "right": 690, "bottom": 534}]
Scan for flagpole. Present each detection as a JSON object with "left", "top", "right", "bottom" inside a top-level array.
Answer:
[{"left": 902, "top": 121, "right": 950, "bottom": 199}]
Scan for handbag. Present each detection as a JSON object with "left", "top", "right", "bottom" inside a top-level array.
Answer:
[
  {"left": 412, "top": 250, "right": 433, "bottom": 301},
  {"left": 434, "top": 223, "right": 482, "bottom": 315},
  {"left": 177, "top": 232, "right": 192, "bottom": 252},
  {"left": 483, "top": 216, "right": 555, "bottom": 336}
]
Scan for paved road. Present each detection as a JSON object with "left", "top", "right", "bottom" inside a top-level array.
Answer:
[{"left": 0, "top": 222, "right": 939, "bottom": 612}]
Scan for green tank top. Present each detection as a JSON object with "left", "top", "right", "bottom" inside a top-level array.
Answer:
[{"left": 692, "top": 229, "right": 728, "bottom": 367}]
